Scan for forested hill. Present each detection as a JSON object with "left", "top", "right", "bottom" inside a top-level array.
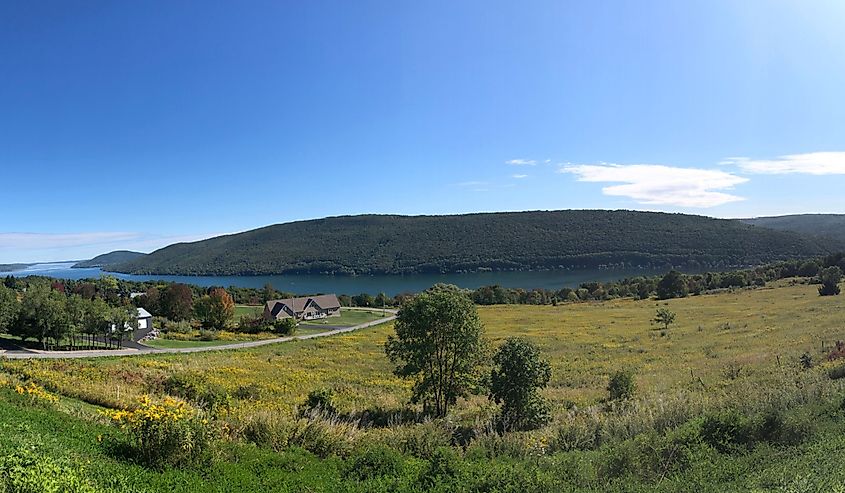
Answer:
[
  {"left": 110, "top": 210, "right": 841, "bottom": 276},
  {"left": 741, "top": 214, "right": 845, "bottom": 244},
  {"left": 73, "top": 250, "right": 145, "bottom": 269}
]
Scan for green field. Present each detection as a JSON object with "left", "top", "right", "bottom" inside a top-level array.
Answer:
[
  {"left": 300, "top": 308, "right": 390, "bottom": 327},
  {"left": 2, "top": 280, "right": 845, "bottom": 491},
  {"left": 234, "top": 304, "right": 263, "bottom": 319}
]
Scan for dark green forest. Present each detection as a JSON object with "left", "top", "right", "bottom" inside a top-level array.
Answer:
[{"left": 111, "top": 210, "right": 840, "bottom": 276}]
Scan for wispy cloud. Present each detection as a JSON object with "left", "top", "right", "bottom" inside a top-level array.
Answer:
[
  {"left": 561, "top": 164, "right": 748, "bottom": 208},
  {"left": 723, "top": 152, "right": 845, "bottom": 175},
  {"left": 506, "top": 158, "right": 536, "bottom": 166},
  {"left": 512, "top": 174, "right": 528, "bottom": 179}
]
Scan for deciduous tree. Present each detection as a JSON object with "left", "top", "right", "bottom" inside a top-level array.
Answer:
[
  {"left": 385, "top": 290, "right": 487, "bottom": 417},
  {"left": 489, "top": 337, "right": 552, "bottom": 431},
  {"left": 195, "top": 288, "right": 235, "bottom": 329}
]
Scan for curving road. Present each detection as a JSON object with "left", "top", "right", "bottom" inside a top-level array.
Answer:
[{"left": 0, "top": 312, "right": 396, "bottom": 360}]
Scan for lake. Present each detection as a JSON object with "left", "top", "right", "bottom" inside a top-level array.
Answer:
[{"left": 0, "top": 262, "right": 674, "bottom": 296}]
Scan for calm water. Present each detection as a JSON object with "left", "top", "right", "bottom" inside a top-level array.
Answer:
[{"left": 0, "top": 262, "right": 672, "bottom": 296}]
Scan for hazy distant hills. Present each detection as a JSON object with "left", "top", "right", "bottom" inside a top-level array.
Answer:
[
  {"left": 73, "top": 250, "right": 145, "bottom": 269},
  {"left": 108, "top": 210, "right": 841, "bottom": 276},
  {"left": 741, "top": 214, "right": 845, "bottom": 244}
]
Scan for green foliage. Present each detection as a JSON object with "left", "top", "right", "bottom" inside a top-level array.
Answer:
[
  {"left": 163, "top": 372, "right": 230, "bottom": 411},
  {"left": 652, "top": 308, "right": 676, "bottom": 331},
  {"left": 489, "top": 337, "right": 552, "bottom": 431},
  {"left": 159, "top": 284, "right": 193, "bottom": 321},
  {"left": 607, "top": 370, "right": 636, "bottom": 401},
  {"left": 194, "top": 288, "right": 235, "bottom": 329},
  {"left": 273, "top": 317, "right": 297, "bottom": 335},
  {"left": 345, "top": 444, "right": 404, "bottom": 482},
  {"left": 0, "top": 448, "right": 96, "bottom": 493},
  {"left": 304, "top": 388, "right": 337, "bottom": 416},
  {"left": 656, "top": 270, "right": 687, "bottom": 299},
  {"left": 700, "top": 409, "right": 753, "bottom": 453},
  {"left": 818, "top": 266, "right": 842, "bottom": 296},
  {"left": 111, "top": 211, "right": 836, "bottom": 276},
  {"left": 385, "top": 290, "right": 487, "bottom": 416},
  {"left": 0, "top": 284, "right": 18, "bottom": 335},
  {"left": 108, "top": 397, "right": 215, "bottom": 470}
]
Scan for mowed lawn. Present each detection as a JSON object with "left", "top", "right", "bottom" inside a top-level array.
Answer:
[
  {"left": 300, "top": 308, "right": 391, "bottom": 327},
  {"left": 6, "top": 281, "right": 844, "bottom": 418}
]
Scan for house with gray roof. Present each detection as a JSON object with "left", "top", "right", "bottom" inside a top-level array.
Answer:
[{"left": 263, "top": 294, "right": 341, "bottom": 321}]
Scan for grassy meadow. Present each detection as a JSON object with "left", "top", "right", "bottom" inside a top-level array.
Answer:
[
  {"left": 8, "top": 280, "right": 843, "bottom": 416},
  {"left": 2, "top": 279, "right": 845, "bottom": 491}
]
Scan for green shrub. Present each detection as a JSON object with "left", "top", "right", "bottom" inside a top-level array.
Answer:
[
  {"left": 303, "top": 388, "right": 337, "bottom": 416},
  {"left": 607, "top": 370, "right": 636, "bottom": 401},
  {"left": 198, "top": 329, "right": 218, "bottom": 341},
  {"left": 273, "top": 318, "right": 297, "bottom": 335},
  {"left": 106, "top": 396, "right": 215, "bottom": 470},
  {"left": 700, "top": 409, "right": 753, "bottom": 453},
  {"left": 345, "top": 444, "right": 405, "bottom": 481},
  {"left": 418, "top": 446, "right": 461, "bottom": 488},
  {"left": 0, "top": 448, "right": 96, "bottom": 493}
]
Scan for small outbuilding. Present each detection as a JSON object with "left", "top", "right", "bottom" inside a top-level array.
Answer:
[{"left": 137, "top": 307, "right": 153, "bottom": 330}]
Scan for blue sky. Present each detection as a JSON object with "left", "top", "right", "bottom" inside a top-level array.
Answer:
[{"left": 2, "top": 0, "right": 845, "bottom": 263}]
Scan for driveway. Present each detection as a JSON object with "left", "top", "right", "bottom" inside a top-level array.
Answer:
[{"left": 0, "top": 311, "right": 397, "bottom": 360}]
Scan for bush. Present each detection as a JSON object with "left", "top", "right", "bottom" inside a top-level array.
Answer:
[
  {"left": 419, "top": 446, "right": 461, "bottom": 488},
  {"left": 164, "top": 372, "right": 230, "bottom": 411},
  {"left": 607, "top": 370, "right": 636, "bottom": 401},
  {"left": 0, "top": 448, "right": 96, "bottom": 493},
  {"left": 105, "top": 396, "right": 215, "bottom": 469},
  {"left": 303, "top": 388, "right": 337, "bottom": 416},
  {"left": 273, "top": 317, "right": 297, "bottom": 335},
  {"left": 699, "top": 409, "right": 753, "bottom": 453},
  {"left": 345, "top": 444, "right": 405, "bottom": 481}
]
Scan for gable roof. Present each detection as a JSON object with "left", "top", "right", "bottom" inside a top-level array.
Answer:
[
  {"left": 137, "top": 307, "right": 152, "bottom": 318},
  {"left": 264, "top": 294, "right": 341, "bottom": 315}
]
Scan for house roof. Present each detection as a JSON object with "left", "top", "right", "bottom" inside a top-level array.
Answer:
[
  {"left": 137, "top": 307, "right": 152, "bottom": 318},
  {"left": 264, "top": 294, "right": 341, "bottom": 314}
]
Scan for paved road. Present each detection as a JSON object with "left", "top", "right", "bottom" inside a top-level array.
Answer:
[{"left": 0, "top": 312, "right": 396, "bottom": 360}]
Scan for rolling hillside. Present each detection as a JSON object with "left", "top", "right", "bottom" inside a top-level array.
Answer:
[
  {"left": 741, "top": 214, "right": 845, "bottom": 243},
  {"left": 110, "top": 210, "right": 841, "bottom": 276},
  {"left": 73, "top": 250, "right": 146, "bottom": 269}
]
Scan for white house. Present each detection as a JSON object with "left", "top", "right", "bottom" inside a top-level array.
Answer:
[{"left": 137, "top": 307, "right": 153, "bottom": 330}]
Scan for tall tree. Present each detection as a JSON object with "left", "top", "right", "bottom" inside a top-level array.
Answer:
[
  {"left": 489, "top": 337, "right": 552, "bottom": 431},
  {"left": 656, "top": 270, "right": 688, "bottom": 300},
  {"left": 195, "top": 288, "right": 235, "bottom": 329},
  {"left": 160, "top": 283, "right": 194, "bottom": 321},
  {"left": 0, "top": 284, "right": 19, "bottom": 334},
  {"left": 385, "top": 290, "right": 487, "bottom": 417},
  {"left": 818, "top": 266, "right": 842, "bottom": 296},
  {"left": 12, "top": 285, "right": 68, "bottom": 349}
]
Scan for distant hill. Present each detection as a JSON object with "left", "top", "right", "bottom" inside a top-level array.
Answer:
[
  {"left": 741, "top": 214, "right": 845, "bottom": 244},
  {"left": 0, "top": 263, "right": 32, "bottom": 273},
  {"left": 74, "top": 250, "right": 146, "bottom": 269},
  {"left": 109, "top": 210, "right": 841, "bottom": 276}
]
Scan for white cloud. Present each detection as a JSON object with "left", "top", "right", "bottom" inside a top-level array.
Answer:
[
  {"left": 505, "top": 159, "right": 536, "bottom": 166},
  {"left": 723, "top": 152, "right": 845, "bottom": 175},
  {"left": 512, "top": 174, "right": 528, "bottom": 179},
  {"left": 561, "top": 164, "right": 748, "bottom": 208}
]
